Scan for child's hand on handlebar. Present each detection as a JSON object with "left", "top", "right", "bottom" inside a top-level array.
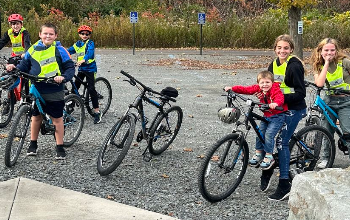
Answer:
[
  {"left": 6, "top": 64, "right": 16, "bottom": 72},
  {"left": 269, "top": 102, "right": 278, "bottom": 110},
  {"left": 224, "top": 86, "right": 232, "bottom": 92},
  {"left": 54, "top": 76, "right": 65, "bottom": 83},
  {"left": 76, "top": 60, "right": 85, "bottom": 66}
]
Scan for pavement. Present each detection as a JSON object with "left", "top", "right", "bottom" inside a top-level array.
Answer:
[{"left": 0, "top": 177, "right": 178, "bottom": 220}]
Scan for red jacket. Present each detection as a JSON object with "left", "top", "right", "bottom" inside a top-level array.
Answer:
[{"left": 231, "top": 82, "right": 288, "bottom": 117}]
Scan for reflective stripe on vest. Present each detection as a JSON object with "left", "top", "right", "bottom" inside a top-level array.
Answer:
[
  {"left": 273, "top": 55, "right": 295, "bottom": 94},
  {"left": 28, "top": 43, "right": 61, "bottom": 79},
  {"left": 325, "top": 61, "right": 350, "bottom": 92},
  {"left": 8, "top": 27, "right": 26, "bottom": 55},
  {"left": 73, "top": 40, "right": 95, "bottom": 64}
]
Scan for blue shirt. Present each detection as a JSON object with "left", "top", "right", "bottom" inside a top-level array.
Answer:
[
  {"left": 68, "top": 40, "right": 97, "bottom": 73},
  {"left": 17, "top": 40, "right": 75, "bottom": 94}
]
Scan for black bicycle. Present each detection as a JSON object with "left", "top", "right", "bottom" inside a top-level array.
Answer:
[
  {"left": 197, "top": 90, "right": 335, "bottom": 202},
  {"left": 2, "top": 69, "right": 85, "bottom": 167},
  {"left": 97, "top": 70, "right": 183, "bottom": 176},
  {"left": 66, "top": 73, "right": 112, "bottom": 116}
]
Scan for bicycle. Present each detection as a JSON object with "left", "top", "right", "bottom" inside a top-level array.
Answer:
[
  {"left": 0, "top": 56, "right": 25, "bottom": 128},
  {"left": 65, "top": 72, "right": 112, "bottom": 117},
  {"left": 2, "top": 69, "right": 85, "bottom": 167},
  {"left": 304, "top": 80, "right": 349, "bottom": 167},
  {"left": 197, "top": 89, "right": 335, "bottom": 202},
  {"left": 97, "top": 70, "right": 183, "bottom": 176}
]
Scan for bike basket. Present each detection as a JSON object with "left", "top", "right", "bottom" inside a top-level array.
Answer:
[
  {"left": 218, "top": 107, "right": 241, "bottom": 124},
  {"left": 161, "top": 87, "right": 178, "bottom": 98}
]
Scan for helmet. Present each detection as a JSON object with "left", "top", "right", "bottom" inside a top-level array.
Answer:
[
  {"left": 8, "top": 14, "right": 23, "bottom": 23},
  {"left": 78, "top": 25, "right": 92, "bottom": 33},
  {"left": 218, "top": 107, "right": 241, "bottom": 124}
]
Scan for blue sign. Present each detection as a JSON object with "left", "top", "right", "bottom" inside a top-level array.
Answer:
[
  {"left": 198, "top": 13, "right": 206, "bottom": 24},
  {"left": 130, "top": 12, "right": 138, "bottom": 23}
]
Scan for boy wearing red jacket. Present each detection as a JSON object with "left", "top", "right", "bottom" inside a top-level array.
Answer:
[{"left": 224, "top": 70, "right": 288, "bottom": 169}]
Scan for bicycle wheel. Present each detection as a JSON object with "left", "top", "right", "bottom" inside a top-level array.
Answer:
[
  {"left": 63, "top": 94, "right": 85, "bottom": 147},
  {"left": 0, "top": 90, "right": 15, "bottom": 128},
  {"left": 4, "top": 105, "right": 31, "bottom": 167},
  {"left": 148, "top": 106, "right": 183, "bottom": 155},
  {"left": 198, "top": 134, "right": 249, "bottom": 202},
  {"left": 97, "top": 113, "right": 136, "bottom": 176},
  {"left": 85, "top": 77, "right": 112, "bottom": 116},
  {"left": 289, "top": 125, "right": 335, "bottom": 175}
]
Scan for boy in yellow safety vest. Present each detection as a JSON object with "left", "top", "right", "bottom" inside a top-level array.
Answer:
[{"left": 68, "top": 25, "right": 101, "bottom": 124}]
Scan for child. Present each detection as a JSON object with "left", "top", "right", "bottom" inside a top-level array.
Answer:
[
  {"left": 224, "top": 70, "right": 288, "bottom": 170},
  {"left": 67, "top": 25, "right": 101, "bottom": 124},
  {"left": 0, "top": 14, "right": 31, "bottom": 57},
  {"left": 6, "top": 23, "right": 75, "bottom": 159}
]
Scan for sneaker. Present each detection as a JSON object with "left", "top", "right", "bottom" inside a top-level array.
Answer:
[
  {"left": 260, "top": 171, "right": 273, "bottom": 192},
  {"left": 94, "top": 111, "right": 102, "bottom": 124},
  {"left": 27, "top": 144, "right": 38, "bottom": 156},
  {"left": 268, "top": 179, "right": 291, "bottom": 201},
  {"left": 260, "top": 156, "right": 275, "bottom": 170},
  {"left": 249, "top": 153, "right": 264, "bottom": 167},
  {"left": 317, "top": 160, "right": 328, "bottom": 169},
  {"left": 55, "top": 146, "right": 66, "bottom": 160}
]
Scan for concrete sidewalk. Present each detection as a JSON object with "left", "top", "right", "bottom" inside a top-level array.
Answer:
[{"left": 0, "top": 178, "right": 178, "bottom": 220}]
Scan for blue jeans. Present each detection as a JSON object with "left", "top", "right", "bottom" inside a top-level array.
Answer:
[
  {"left": 276, "top": 108, "right": 306, "bottom": 179},
  {"left": 255, "top": 113, "right": 286, "bottom": 154}
]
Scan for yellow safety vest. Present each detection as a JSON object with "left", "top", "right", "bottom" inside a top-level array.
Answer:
[
  {"left": 73, "top": 40, "right": 95, "bottom": 64},
  {"left": 325, "top": 61, "right": 350, "bottom": 91},
  {"left": 8, "top": 27, "right": 26, "bottom": 56},
  {"left": 273, "top": 55, "right": 295, "bottom": 94},
  {"left": 27, "top": 41, "right": 61, "bottom": 79}
]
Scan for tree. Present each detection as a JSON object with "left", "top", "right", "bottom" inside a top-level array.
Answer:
[{"left": 267, "top": 0, "right": 318, "bottom": 59}]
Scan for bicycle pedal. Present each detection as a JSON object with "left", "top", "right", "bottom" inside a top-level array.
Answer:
[
  {"left": 143, "top": 152, "right": 153, "bottom": 162},
  {"left": 136, "top": 130, "right": 143, "bottom": 142}
]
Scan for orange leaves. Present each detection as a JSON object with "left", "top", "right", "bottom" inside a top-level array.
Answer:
[
  {"left": 183, "top": 148, "right": 193, "bottom": 152},
  {"left": 161, "top": 173, "right": 170, "bottom": 178},
  {"left": 0, "top": 133, "right": 8, "bottom": 139}
]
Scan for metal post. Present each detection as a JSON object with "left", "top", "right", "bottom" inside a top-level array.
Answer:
[
  {"left": 133, "top": 23, "right": 135, "bottom": 55},
  {"left": 200, "top": 24, "right": 203, "bottom": 55}
]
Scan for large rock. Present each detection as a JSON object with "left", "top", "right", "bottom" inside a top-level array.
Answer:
[{"left": 288, "top": 168, "right": 350, "bottom": 220}]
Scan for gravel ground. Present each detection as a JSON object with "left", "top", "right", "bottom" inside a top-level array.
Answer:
[{"left": 1, "top": 48, "right": 349, "bottom": 220}]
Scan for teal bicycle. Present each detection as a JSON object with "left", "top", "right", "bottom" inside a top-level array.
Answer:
[
  {"left": 2, "top": 69, "right": 85, "bottom": 167},
  {"left": 304, "top": 80, "right": 349, "bottom": 168}
]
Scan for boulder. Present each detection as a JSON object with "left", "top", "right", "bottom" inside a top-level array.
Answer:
[{"left": 288, "top": 167, "right": 350, "bottom": 220}]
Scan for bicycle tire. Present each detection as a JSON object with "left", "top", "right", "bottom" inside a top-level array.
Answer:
[
  {"left": 85, "top": 77, "right": 112, "bottom": 116},
  {"left": 198, "top": 133, "right": 249, "bottom": 202},
  {"left": 97, "top": 113, "right": 136, "bottom": 176},
  {"left": 4, "top": 104, "right": 31, "bottom": 167},
  {"left": 289, "top": 125, "right": 335, "bottom": 175},
  {"left": 63, "top": 94, "right": 85, "bottom": 147},
  {"left": 148, "top": 106, "right": 183, "bottom": 155},
  {"left": 0, "top": 90, "right": 15, "bottom": 128}
]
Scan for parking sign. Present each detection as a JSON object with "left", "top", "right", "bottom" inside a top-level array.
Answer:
[
  {"left": 130, "top": 12, "right": 138, "bottom": 23},
  {"left": 198, "top": 13, "right": 206, "bottom": 25}
]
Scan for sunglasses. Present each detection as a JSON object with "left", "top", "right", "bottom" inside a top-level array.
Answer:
[{"left": 79, "top": 32, "right": 90, "bottom": 36}]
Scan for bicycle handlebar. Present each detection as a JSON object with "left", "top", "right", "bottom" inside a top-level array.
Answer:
[
  {"left": 120, "top": 70, "right": 177, "bottom": 102},
  {"left": 5, "top": 69, "right": 66, "bottom": 85},
  {"left": 227, "top": 89, "right": 284, "bottom": 112},
  {"left": 304, "top": 80, "right": 350, "bottom": 95}
]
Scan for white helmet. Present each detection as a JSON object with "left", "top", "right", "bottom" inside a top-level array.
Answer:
[{"left": 218, "top": 107, "right": 241, "bottom": 124}]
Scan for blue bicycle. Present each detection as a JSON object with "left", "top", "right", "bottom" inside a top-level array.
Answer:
[
  {"left": 305, "top": 80, "right": 349, "bottom": 168},
  {"left": 2, "top": 69, "right": 85, "bottom": 167}
]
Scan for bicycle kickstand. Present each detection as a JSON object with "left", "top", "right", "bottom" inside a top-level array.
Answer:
[{"left": 142, "top": 148, "right": 153, "bottom": 162}]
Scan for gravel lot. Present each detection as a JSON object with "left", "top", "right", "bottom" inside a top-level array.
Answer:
[{"left": 1, "top": 48, "right": 349, "bottom": 220}]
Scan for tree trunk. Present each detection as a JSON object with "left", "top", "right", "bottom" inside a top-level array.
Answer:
[{"left": 288, "top": 6, "right": 303, "bottom": 59}]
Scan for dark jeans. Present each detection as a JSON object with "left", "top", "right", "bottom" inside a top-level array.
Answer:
[{"left": 75, "top": 71, "right": 99, "bottom": 109}]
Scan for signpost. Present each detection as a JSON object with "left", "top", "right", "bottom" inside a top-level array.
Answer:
[
  {"left": 130, "top": 12, "right": 138, "bottom": 55},
  {"left": 198, "top": 13, "right": 206, "bottom": 55}
]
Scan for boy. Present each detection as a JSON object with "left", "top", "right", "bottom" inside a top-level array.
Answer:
[
  {"left": 68, "top": 25, "right": 101, "bottom": 124},
  {"left": 6, "top": 23, "right": 75, "bottom": 159},
  {"left": 0, "top": 14, "right": 31, "bottom": 57},
  {"left": 224, "top": 70, "right": 287, "bottom": 169}
]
